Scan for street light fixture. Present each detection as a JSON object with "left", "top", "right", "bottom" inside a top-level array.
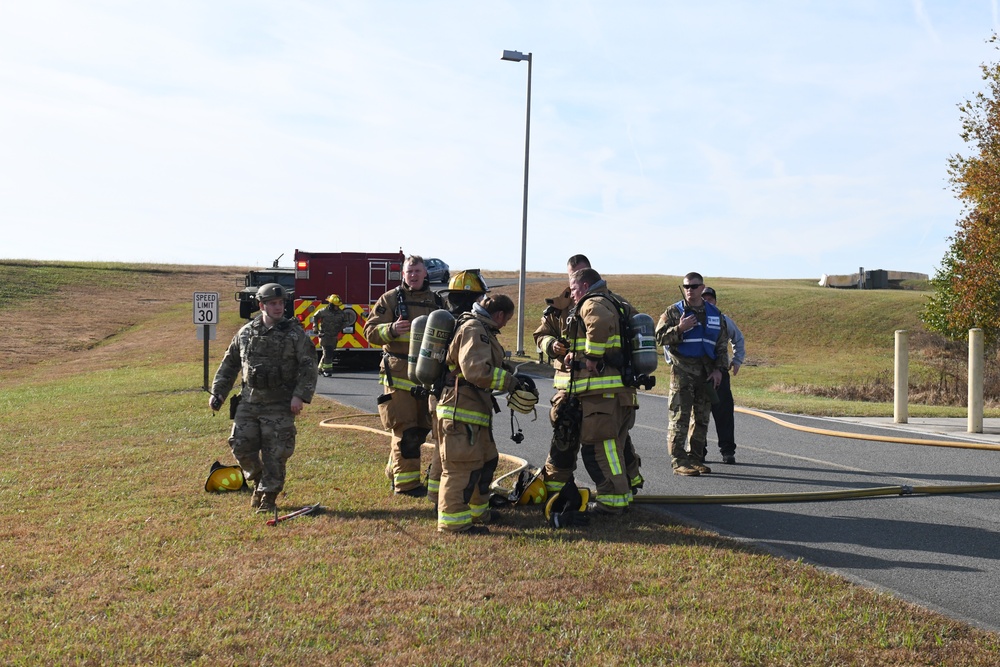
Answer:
[{"left": 501, "top": 49, "right": 532, "bottom": 356}]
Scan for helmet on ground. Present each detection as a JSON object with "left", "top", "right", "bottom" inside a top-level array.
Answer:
[
  {"left": 327, "top": 294, "right": 343, "bottom": 306},
  {"left": 257, "top": 283, "right": 287, "bottom": 302},
  {"left": 445, "top": 270, "right": 489, "bottom": 294},
  {"left": 544, "top": 480, "right": 590, "bottom": 523},
  {"left": 205, "top": 461, "right": 245, "bottom": 492},
  {"left": 516, "top": 468, "right": 548, "bottom": 505}
]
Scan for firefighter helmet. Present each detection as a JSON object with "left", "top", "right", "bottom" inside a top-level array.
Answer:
[
  {"left": 516, "top": 468, "right": 548, "bottom": 505},
  {"left": 544, "top": 481, "right": 591, "bottom": 524},
  {"left": 445, "top": 270, "right": 489, "bottom": 294},
  {"left": 327, "top": 294, "right": 343, "bottom": 306},
  {"left": 205, "top": 461, "right": 245, "bottom": 492},
  {"left": 257, "top": 283, "right": 287, "bottom": 302}
]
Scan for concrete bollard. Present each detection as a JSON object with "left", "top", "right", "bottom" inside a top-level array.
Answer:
[
  {"left": 894, "top": 330, "right": 908, "bottom": 424},
  {"left": 969, "top": 328, "right": 984, "bottom": 434}
]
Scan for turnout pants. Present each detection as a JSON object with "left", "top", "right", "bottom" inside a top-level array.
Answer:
[
  {"left": 709, "top": 369, "right": 736, "bottom": 456},
  {"left": 437, "top": 418, "right": 499, "bottom": 533},
  {"left": 667, "top": 366, "right": 713, "bottom": 467},
  {"left": 318, "top": 337, "right": 338, "bottom": 373},
  {"left": 228, "top": 401, "right": 297, "bottom": 494},
  {"left": 378, "top": 386, "right": 432, "bottom": 492},
  {"left": 579, "top": 393, "right": 631, "bottom": 513}
]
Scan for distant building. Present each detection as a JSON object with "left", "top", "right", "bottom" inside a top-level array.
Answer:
[{"left": 819, "top": 269, "right": 928, "bottom": 289}]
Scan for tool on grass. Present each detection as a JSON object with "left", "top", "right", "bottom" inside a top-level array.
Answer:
[{"left": 265, "top": 502, "right": 322, "bottom": 527}]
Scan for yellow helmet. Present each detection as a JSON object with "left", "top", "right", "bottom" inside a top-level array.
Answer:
[
  {"left": 327, "top": 294, "right": 343, "bottom": 306},
  {"left": 516, "top": 468, "right": 548, "bottom": 505},
  {"left": 544, "top": 482, "right": 590, "bottom": 523},
  {"left": 446, "top": 270, "right": 489, "bottom": 294},
  {"left": 204, "top": 461, "right": 245, "bottom": 492}
]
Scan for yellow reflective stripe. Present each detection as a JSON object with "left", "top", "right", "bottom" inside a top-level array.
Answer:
[
  {"left": 490, "top": 367, "right": 508, "bottom": 391},
  {"left": 395, "top": 471, "right": 421, "bottom": 485},
  {"left": 603, "top": 438, "right": 623, "bottom": 476},
  {"left": 470, "top": 502, "right": 489, "bottom": 518},
  {"left": 568, "top": 375, "right": 625, "bottom": 393},
  {"left": 379, "top": 373, "right": 420, "bottom": 391},
  {"left": 584, "top": 340, "right": 608, "bottom": 356},
  {"left": 438, "top": 509, "right": 472, "bottom": 526},
  {"left": 427, "top": 478, "right": 440, "bottom": 493},
  {"left": 629, "top": 474, "right": 644, "bottom": 488},
  {"left": 545, "top": 480, "right": 565, "bottom": 494},
  {"left": 595, "top": 493, "right": 630, "bottom": 508},
  {"left": 436, "top": 404, "right": 491, "bottom": 426}
]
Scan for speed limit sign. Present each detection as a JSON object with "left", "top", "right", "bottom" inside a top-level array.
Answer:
[{"left": 193, "top": 292, "right": 219, "bottom": 325}]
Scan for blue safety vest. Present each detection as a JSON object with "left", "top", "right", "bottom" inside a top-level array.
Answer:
[{"left": 671, "top": 300, "right": 722, "bottom": 359}]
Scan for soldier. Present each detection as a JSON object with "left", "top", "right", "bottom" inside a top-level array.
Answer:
[
  {"left": 560, "top": 268, "right": 634, "bottom": 514},
  {"left": 208, "top": 282, "right": 318, "bottom": 514},
  {"left": 313, "top": 294, "right": 354, "bottom": 377},
  {"left": 702, "top": 286, "right": 746, "bottom": 464},
  {"left": 364, "top": 255, "right": 444, "bottom": 496},
  {"left": 654, "top": 273, "right": 729, "bottom": 476},
  {"left": 436, "top": 294, "right": 535, "bottom": 533}
]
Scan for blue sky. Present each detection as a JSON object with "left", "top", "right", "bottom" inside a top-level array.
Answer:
[{"left": 2, "top": 1, "right": 997, "bottom": 279}]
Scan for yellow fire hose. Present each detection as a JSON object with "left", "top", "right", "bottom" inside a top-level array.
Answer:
[{"left": 320, "top": 408, "right": 1000, "bottom": 505}]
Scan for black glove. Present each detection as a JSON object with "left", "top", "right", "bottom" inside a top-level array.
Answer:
[
  {"left": 210, "top": 394, "right": 223, "bottom": 411},
  {"left": 550, "top": 508, "right": 589, "bottom": 528}
]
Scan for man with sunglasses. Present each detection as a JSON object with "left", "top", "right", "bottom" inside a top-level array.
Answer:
[{"left": 655, "top": 273, "right": 729, "bottom": 476}]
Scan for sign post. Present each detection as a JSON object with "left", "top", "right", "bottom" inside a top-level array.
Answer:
[{"left": 193, "top": 292, "right": 219, "bottom": 391}]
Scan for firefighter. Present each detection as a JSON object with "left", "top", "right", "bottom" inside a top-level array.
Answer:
[
  {"left": 426, "top": 269, "right": 490, "bottom": 507},
  {"left": 436, "top": 294, "right": 535, "bottom": 534},
  {"left": 208, "top": 283, "right": 318, "bottom": 515},
  {"left": 561, "top": 267, "right": 633, "bottom": 514},
  {"left": 313, "top": 294, "right": 353, "bottom": 377},
  {"left": 364, "top": 255, "right": 444, "bottom": 496}
]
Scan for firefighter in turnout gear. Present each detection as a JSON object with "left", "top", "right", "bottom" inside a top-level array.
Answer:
[
  {"left": 364, "top": 255, "right": 444, "bottom": 496},
  {"left": 435, "top": 294, "right": 521, "bottom": 534},
  {"left": 208, "top": 282, "right": 318, "bottom": 515},
  {"left": 314, "top": 294, "right": 353, "bottom": 376},
  {"left": 425, "top": 269, "right": 490, "bottom": 508},
  {"left": 560, "top": 268, "right": 634, "bottom": 514}
]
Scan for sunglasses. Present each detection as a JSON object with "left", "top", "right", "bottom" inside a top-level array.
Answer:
[{"left": 682, "top": 284, "right": 703, "bottom": 290}]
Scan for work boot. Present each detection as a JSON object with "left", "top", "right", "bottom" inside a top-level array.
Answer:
[
  {"left": 691, "top": 463, "right": 712, "bottom": 474},
  {"left": 721, "top": 454, "right": 736, "bottom": 464},
  {"left": 250, "top": 489, "right": 264, "bottom": 510},
  {"left": 673, "top": 466, "right": 700, "bottom": 476},
  {"left": 396, "top": 484, "right": 428, "bottom": 498},
  {"left": 255, "top": 492, "right": 278, "bottom": 515},
  {"left": 459, "top": 525, "right": 490, "bottom": 535}
]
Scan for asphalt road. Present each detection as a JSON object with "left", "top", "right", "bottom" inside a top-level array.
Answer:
[{"left": 315, "top": 367, "right": 1000, "bottom": 633}]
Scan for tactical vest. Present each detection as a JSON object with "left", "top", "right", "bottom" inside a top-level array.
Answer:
[{"left": 670, "top": 300, "right": 722, "bottom": 359}]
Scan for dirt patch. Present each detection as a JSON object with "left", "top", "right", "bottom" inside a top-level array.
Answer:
[{"left": 2, "top": 265, "right": 246, "bottom": 381}]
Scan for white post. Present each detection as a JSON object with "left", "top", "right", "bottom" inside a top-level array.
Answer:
[
  {"left": 968, "top": 328, "right": 984, "bottom": 434},
  {"left": 894, "top": 330, "right": 908, "bottom": 424}
]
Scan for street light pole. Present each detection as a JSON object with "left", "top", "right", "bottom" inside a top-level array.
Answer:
[{"left": 501, "top": 49, "right": 532, "bottom": 356}]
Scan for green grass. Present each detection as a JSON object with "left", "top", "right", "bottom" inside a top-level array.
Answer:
[{"left": 3, "top": 261, "right": 1000, "bottom": 665}]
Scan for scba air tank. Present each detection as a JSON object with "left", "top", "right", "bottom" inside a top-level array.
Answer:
[
  {"left": 630, "top": 313, "right": 658, "bottom": 376},
  {"left": 407, "top": 315, "right": 428, "bottom": 384},
  {"left": 415, "top": 309, "right": 455, "bottom": 386}
]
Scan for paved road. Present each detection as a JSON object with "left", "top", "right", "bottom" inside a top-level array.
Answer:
[{"left": 315, "top": 367, "right": 1000, "bottom": 633}]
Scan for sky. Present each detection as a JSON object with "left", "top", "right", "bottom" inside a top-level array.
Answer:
[{"left": 2, "top": 1, "right": 999, "bottom": 280}]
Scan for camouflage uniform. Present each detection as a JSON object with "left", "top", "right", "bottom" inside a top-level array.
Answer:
[
  {"left": 536, "top": 286, "right": 643, "bottom": 501},
  {"left": 364, "top": 282, "right": 444, "bottom": 493},
  {"left": 654, "top": 301, "right": 729, "bottom": 469},
  {"left": 435, "top": 306, "right": 517, "bottom": 532},
  {"left": 211, "top": 316, "right": 318, "bottom": 495},
  {"left": 313, "top": 304, "right": 354, "bottom": 374}
]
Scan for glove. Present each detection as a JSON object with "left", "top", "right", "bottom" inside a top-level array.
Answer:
[
  {"left": 507, "top": 388, "right": 539, "bottom": 414},
  {"left": 550, "top": 508, "right": 590, "bottom": 528}
]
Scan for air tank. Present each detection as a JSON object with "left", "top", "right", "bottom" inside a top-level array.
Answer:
[
  {"left": 406, "top": 315, "right": 428, "bottom": 384},
  {"left": 415, "top": 309, "right": 455, "bottom": 386},
  {"left": 630, "top": 313, "right": 658, "bottom": 376}
]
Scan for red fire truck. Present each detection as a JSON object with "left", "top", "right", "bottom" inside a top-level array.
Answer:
[{"left": 292, "top": 249, "right": 404, "bottom": 367}]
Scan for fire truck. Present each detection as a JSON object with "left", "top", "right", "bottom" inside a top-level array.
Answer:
[{"left": 292, "top": 249, "right": 405, "bottom": 367}]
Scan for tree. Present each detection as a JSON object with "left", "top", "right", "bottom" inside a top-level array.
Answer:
[{"left": 924, "top": 36, "right": 1000, "bottom": 350}]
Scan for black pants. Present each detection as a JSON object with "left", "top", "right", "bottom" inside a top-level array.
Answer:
[{"left": 710, "top": 370, "right": 736, "bottom": 455}]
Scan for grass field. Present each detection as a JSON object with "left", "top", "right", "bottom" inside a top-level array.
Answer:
[{"left": 3, "top": 260, "right": 999, "bottom": 665}]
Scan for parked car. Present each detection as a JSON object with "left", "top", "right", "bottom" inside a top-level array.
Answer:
[{"left": 425, "top": 258, "right": 450, "bottom": 284}]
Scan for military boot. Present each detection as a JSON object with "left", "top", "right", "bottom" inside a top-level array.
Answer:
[
  {"left": 255, "top": 492, "right": 278, "bottom": 515},
  {"left": 250, "top": 489, "right": 264, "bottom": 511}
]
